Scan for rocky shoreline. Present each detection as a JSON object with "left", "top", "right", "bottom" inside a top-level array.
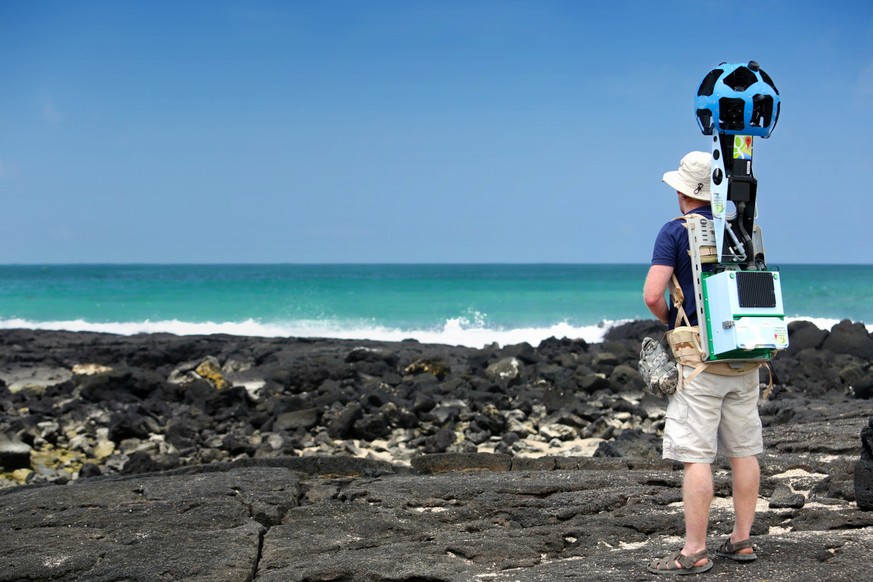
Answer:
[
  {"left": 0, "top": 320, "right": 666, "bottom": 484},
  {"left": 1, "top": 321, "right": 872, "bottom": 580}
]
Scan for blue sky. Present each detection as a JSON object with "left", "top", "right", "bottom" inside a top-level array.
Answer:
[{"left": 1, "top": 0, "right": 871, "bottom": 264}]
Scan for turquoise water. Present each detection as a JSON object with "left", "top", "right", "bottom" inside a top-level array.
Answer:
[{"left": 1, "top": 264, "right": 870, "bottom": 347}]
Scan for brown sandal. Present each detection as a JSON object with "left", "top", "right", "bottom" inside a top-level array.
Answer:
[
  {"left": 647, "top": 549, "right": 713, "bottom": 575},
  {"left": 715, "top": 537, "right": 757, "bottom": 562}
]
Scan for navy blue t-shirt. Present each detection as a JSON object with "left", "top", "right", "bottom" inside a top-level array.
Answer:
[{"left": 651, "top": 205, "right": 713, "bottom": 329}]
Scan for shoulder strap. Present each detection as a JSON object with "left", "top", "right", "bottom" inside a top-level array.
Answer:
[
  {"left": 672, "top": 212, "right": 707, "bottom": 223},
  {"left": 678, "top": 213, "right": 718, "bottom": 262},
  {"left": 668, "top": 274, "right": 683, "bottom": 305},
  {"left": 668, "top": 274, "right": 693, "bottom": 328}
]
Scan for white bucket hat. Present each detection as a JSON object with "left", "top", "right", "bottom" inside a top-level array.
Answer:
[{"left": 662, "top": 151, "right": 712, "bottom": 201}]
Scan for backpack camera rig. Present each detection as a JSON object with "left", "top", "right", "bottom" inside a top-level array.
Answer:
[{"left": 688, "top": 61, "right": 788, "bottom": 361}]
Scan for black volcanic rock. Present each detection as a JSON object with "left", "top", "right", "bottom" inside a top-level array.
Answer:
[
  {"left": 786, "top": 319, "right": 830, "bottom": 355},
  {"left": 857, "top": 417, "right": 873, "bottom": 511},
  {"left": 1, "top": 324, "right": 873, "bottom": 579},
  {"left": 822, "top": 319, "right": 873, "bottom": 360}
]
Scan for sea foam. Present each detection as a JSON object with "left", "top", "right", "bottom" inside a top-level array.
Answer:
[
  {"left": 0, "top": 316, "right": 868, "bottom": 349},
  {"left": 0, "top": 317, "right": 615, "bottom": 348}
]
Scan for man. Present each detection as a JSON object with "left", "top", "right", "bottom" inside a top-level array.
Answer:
[{"left": 644, "top": 151, "right": 761, "bottom": 575}]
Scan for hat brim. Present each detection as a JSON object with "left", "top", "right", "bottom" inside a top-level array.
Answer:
[{"left": 662, "top": 171, "right": 710, "bottom": 201}]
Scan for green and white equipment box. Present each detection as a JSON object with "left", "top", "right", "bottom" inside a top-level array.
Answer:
[{"left": 701, "top": 270, "right": 788, "bottom": 361}]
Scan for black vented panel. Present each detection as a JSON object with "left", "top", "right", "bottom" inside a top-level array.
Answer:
[{"left": 736, "top": 272, "right": 776, "bottom": 308}]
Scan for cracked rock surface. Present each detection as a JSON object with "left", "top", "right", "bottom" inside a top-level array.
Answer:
[{"left": 1, "top": 449, "right": 871, "bottom": 581}]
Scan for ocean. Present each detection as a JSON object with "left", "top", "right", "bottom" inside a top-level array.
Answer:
[{"left": 1, "top": 264, "right": 871, "bottom": 348}]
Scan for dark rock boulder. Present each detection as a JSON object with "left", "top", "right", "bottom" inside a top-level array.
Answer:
[
  {"left": 786, "top": 320, "right": 829, "bottom": 355},
  {"left": 788, "top": 348, "right": 843, "bottom": 396},
  {"left": 535, "top": 336, "right": 588, "bottom": 363},
  {"left": 822, "top": 319, "right": 873, "bottom": 360},
  {"left": 856, "top": 416, "right": 873, "bottom": 511},
  {"left": 604, "top": 320, "right": 667, "bottom": 343},
  {"left": 498, "top": 341, "right": 539, "bottom": 364},
  {"left": 0, "top": 435, "right": 31, "bottom": 471},
  {"left": 768, "top": 483, "right": 805, "bottom": 509},
  {"left": 344, "top": 346, "right": 400, "bottom": 378},
  {"left": 404, "top": 357, "right": 452, "bottom": 380},
  {"left": 325, "top": 402, "right": 362, "bottom": 439},
  {"left": 608, "top": 364, "right": 645, "bottom": 392},
  {"left": 273, "top": 408, "right": 322, "bottom": 432},
  {"left": 165, "top": 418, "right": 198, "bottom": 450},
  {"left": 543, "top": 385, "right": 580, "bottom": 414},
  {"left": 575, "top": 371, "right": 611, "bottom": 395},
  {"left": 485, "top": 357, "right": 524, "bottom": 384},
  {"left": 839, "top": 364, "right": 873, "bottom": 399},
  {"left": 593, "top": 429, "right": 661, "bottom": 459},
  {"left": 421, "top": 428, "right": 456, "bottom": 454},
  {"left": 352, "top": 412, "right": 391, "bottom": 441},
  {"left": 78, "top": 366, "right": 167, "bottom": 403},
  {"left": 108, "top": 411, "right": 162, "bottom": 442},
  {"left": 121, "top": 450, "right": 181, "bottom": 474}
]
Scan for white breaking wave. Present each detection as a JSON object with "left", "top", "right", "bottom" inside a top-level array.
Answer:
[
  {"left": 0, "top": 316, "right": 867, "bottom": 349},
  {"left": 0, "top": 317, "right": 620, "bottom": 348}
]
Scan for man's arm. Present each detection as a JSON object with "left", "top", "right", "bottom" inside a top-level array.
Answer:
[{"left": 643, "top": 264, "right": 674, "bottom": 324}]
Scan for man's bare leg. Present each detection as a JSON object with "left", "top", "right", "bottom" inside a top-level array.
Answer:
[
  {"left": 680, "top": 462, "right": 713, "bottom": 567},
  {"left": 727, "top": 455, "right": 760, "bottom": 554}
]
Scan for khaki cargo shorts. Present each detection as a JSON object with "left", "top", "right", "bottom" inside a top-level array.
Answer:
[{"left": 662, "top": 366, "right": 763, "bottom": 464}]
